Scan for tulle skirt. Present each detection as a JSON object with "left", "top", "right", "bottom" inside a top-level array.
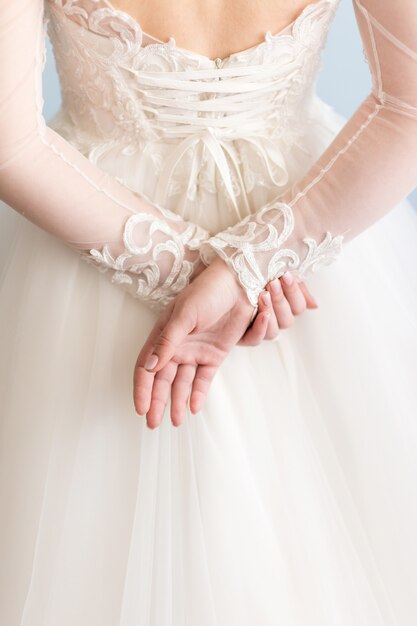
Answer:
[{"left": 1, "top": 99, "right": 417, "bottom": 625}]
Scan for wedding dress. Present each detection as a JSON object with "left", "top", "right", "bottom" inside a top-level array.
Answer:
[{"left": 1, "top": 0, "right": 417, "bottom": 624}]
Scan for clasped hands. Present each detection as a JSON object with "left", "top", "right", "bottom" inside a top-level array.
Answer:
[{"left": 134, "top": 257, "right": 318, "bottom": 429}]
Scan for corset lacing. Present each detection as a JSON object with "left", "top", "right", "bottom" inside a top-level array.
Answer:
[{"left": 123, "top": 60, "right": 304, "bottom": 217}]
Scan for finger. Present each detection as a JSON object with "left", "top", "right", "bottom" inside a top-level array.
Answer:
[
  {"left": 238, "top": 290, "right": 272, "bottom": 345},
  {"left": 141, "top": 306, "right": 194, "bottom": 374},
  {"left": 170, "top": 364, "right": 197, "bottom": 427},
  {"left": 134, "top": 312, "right": 173, "bottom": 414},
  {"left": 133, "top": 365, "right": 155, "bottom": 416},
  {"left": 243, "top": 289, "right": 269, "bottom": 331},
  {"left": 238, "top": 310, "right": 271, "bottom": 346},
  {"left": 189, "top": 365, "right": 218, "bottom": 414},
  {"left": 263, "top": 284, "right": 282, "bottom": 339},
  {"left": 268, "top": 278, "right": 295, "bottom": 329},
  {"left": 135, "top": 303, "right": 173, "bottom": 372},
  {"left": 280, "top": 272, "right": 307, "bottom": 316},
  {"left": 263, "top": 315, "right": 280, "bottom": 341},
  {"left": 146, "top": 361, "right": 178, "bottom": 429},
  {"left": 298, "top": 281, "right": 319, "bottom": 309}
]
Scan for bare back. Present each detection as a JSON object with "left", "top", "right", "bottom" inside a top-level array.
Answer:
[{"left": 110, "top": 0, "right": 319, "bottom": 60}]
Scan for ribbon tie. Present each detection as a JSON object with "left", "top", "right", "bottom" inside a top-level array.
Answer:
[{"left": 126, "top": 61, "right": 300, "bottom": 219}]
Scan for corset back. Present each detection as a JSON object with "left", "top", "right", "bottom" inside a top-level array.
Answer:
[{"left": 45, "top": 0, "right": 340, "bottom": 230}]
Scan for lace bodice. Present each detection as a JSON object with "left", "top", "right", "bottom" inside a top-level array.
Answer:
[
  {"left": 1, "top": 1, "right": 417, "bottom": 313},
  {"left": 201, "top": 0, "right": 417, "bottom": 305},
  {"left": 46, "top": 0, "right": 339, "bottom": 218}
]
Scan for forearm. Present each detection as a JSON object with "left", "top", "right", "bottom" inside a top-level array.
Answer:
[
  {"left": 0, "top": 0, "right": 210, "bottom": 312},
  {"left": 281, "top": 93, "right": 417, "bottom": 244},
  {"left": 200, "top": 0, "right": 417, "bottom": 307}
]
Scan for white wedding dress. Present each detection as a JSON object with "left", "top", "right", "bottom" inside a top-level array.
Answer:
[{"left": 1, "top": 1, "right": 417, "bottom": 624}]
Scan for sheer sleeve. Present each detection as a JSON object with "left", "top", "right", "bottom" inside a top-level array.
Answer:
[
  {"left": 200, "top": 0, "right": 417, "bottom": 307},
  {"left": 0, "top": 0, "right": 210, "bottom": 313}
]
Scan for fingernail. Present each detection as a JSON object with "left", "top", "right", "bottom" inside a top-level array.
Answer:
[
  {"left": 307, "top": 293, "right": 319, "bottom": 308},
  {"left": 269, "top": 278, "right": 282, "bottom": 294},
  {"left": 144, "top": 354, "right": 159, "bottom": 370},
  {"left": 261, "top": 291, "right": 271, "bottom": 306},
  {"left": 264, "top": 312, "right": 271, "bottom": 321},
  {"left": 282, "top": 271, "right": 293, "bottom": 286}
]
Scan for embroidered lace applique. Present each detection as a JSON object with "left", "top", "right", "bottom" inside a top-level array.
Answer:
[
  {"left": 81, "top": 197, "right": 210, "bottom": 312},
  {"left": 2, "top": 0, "right": 416, "bottom": 319},
  {"left": 200, "top": 199, "right": 344, "bottom": 307},
  {"left": 198, "top": 0, "right": 417, "bottom": 309},
  {"left": 46, "top": 0, "right": 338, "bottom": 223}
]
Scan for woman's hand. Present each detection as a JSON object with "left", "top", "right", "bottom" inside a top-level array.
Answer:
[
  {"left": 238, "top": 271, "right": 318, "bottom": 345},
  {"left": 133, "top": 258, "right": 319, "bottom": 429},
  {"left": 133, "top": 257, "right": 256, "bottom": 427}
]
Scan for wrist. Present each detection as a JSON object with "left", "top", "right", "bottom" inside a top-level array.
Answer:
[
  {"left": 208, "top": 256, "right": 257, "bottom": 311},
  {"left": 190, "top": 258, "right": 207, "bottom": 282}
]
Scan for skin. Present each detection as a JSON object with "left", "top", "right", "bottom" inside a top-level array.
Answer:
[
  {"left": 134, "top": 259, "right": 318, "bottom": 429},
  {"left": 110, "top": 0, "right": 320, "bottom": 60},
  {"left": 109, "top": 0, "right": 322, "bottom": 426}
]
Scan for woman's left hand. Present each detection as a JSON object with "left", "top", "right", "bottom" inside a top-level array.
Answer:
[
  {"left": 133, "top": 256, "right": 256, "bottom": 429},
  {"left": 133, "top": 257, "right": 318, "bottom": 429}
]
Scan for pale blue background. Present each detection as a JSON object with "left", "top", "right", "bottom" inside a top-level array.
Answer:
[{"left": 42, "top": 0, "right": 417, "bottom": 207}]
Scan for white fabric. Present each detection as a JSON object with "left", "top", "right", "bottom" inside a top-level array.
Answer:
[
  {"left": 1, "top": 1, "right": 417, "bottom": 624},
  {"left": 200, "top": 0, "right": 417, "bottom": 307},
  {"left": 0, "top": 0, "right": 211, "bottom": 313}
]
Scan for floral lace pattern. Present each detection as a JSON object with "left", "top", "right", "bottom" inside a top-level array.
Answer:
[
  {"left": 46, "top": 0, "right": 339, "bottom": 222},
  {"left": 200, "top": 198, "right": 344, "bottom": 307},
  {"left": 42, "top": 0, "right": 345, "bottom": 310},
  {"left": 81, "top": 195, "right": 210, "bottom": 312},
  {"left": 3, "top": 0, "right": 417, "bottom": 321},
  {"left": 197, "top": 0, "right": 417, "bottom": 308}
]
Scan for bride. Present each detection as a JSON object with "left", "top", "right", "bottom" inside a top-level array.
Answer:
[{"left": 1, "top": 0, "right": 417, "bottom": 623}]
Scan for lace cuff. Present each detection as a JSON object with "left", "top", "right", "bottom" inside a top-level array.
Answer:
[
  {"left": 202, "top": 0, "right": 417, "bottom": 309},
  {"left": 79, "top": 198, "right": 210, "bottom": 313},
  {"left": 200, "top": 198, "right": 344, "bottom": 307},
  {"left": 0, "top": 1, "right": 211, "bottom": 315}
]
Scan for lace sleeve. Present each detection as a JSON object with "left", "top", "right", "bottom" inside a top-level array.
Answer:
[
  {"left": 200, "top": 0, "right": 417, "bottom": 307},
  {"left": 0, "top": 1, "right": 210, "bottom": 313}
]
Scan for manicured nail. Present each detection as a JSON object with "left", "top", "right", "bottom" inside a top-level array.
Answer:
[
  {"left": 282, "top": 271, "right": 293, "bottom": 286},
  {"left": 262, "top": 291, "right": 271, "bottom": 306},
  {"left": 144, "top": 354, "right": 159, "bottom": 370},
  {"left": 305, "top": 291, "right": 319, "bottom": 308},
  {"left": 269, "top": 278, "right": 282, "bottom": 294}
]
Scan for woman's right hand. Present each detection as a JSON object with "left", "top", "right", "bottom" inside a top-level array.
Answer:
[{"left": 237, "top": 272, "right": 318, "bottom": 345}]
